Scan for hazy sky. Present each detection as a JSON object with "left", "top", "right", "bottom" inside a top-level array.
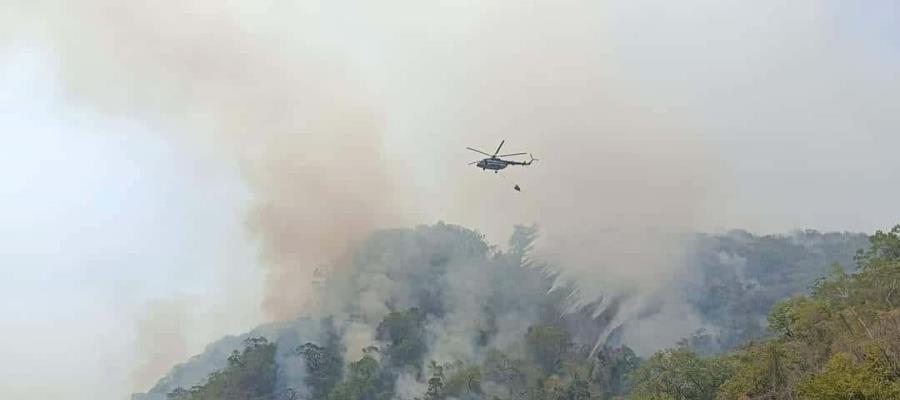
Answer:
[
  {"left": 1, "top": 1, "right": 899, "bottom": 400},
  {"left": 0, "top": 52, "right": 264, "bottom": 398}
]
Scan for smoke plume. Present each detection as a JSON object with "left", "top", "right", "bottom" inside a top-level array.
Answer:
[
  {"left": 7, "top": 1, "right": 419, "bottom": 321},
  {"left": 6, "top": 0, "right": 721, "bottom": 330},
  {"left": 132, "top": 300, "right": 190, "bottom": 392},
  {"left": 4, "top": 1, "right": 731, "bottom": 397}
]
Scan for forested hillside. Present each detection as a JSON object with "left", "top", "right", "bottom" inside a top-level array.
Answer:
[
  {"left": 684, "top": 229, "right": 869, "bottom": 353},
  {"left": 631, "top": 225, "right": 900, "bottom": 399},
  {"left": 134, "top": 224, "right": 892, "bottom": 400}
]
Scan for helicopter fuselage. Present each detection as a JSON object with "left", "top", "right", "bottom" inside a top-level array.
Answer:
[
  {"left": 476, "top": 158, "right": 510, "bottom": 171},
  {"left": 467, "top": 141, "right": 535, "bottom": 172}
]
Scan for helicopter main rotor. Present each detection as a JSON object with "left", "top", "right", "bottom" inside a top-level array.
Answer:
[{"left": 466, "top": 140, "right": 528, "bottom": 160}]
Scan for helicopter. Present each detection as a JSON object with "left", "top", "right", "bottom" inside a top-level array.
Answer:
[{"left": 466, "top": 140, "right": 536, "bottom": 173}]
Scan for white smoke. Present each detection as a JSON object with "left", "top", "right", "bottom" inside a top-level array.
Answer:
[{"left": 6, "top": 1, "right": 896, "bottom": 399}]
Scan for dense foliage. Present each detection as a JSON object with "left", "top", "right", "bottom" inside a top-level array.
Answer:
[
  {"left": 686, "top": 229, "right": 868, "bottom": 353},
  {"left": 167, "top": 337, "right": 277, "bottom": 400},
  {"left": 631, "top": 225, "right": 900, "bottom": 399},
  {"left": 376, "top": 308, "right": 428, "bottom": 371},
  {"left": 152, "top": 223, "right": 892, "bottom": 400},
  {"left": 299, "top": 319, "right": 344, "bottom": 400}
]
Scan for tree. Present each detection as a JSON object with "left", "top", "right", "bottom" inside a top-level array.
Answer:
[
  {"left": 591, "top": 345, "right": 640, "bottom": 398},
  {"left": 375, "top": 308, "right": 427, "bottom": 370},
  {"left": 328, "top": 354, "right": 393, "bottom": 400},
  {"left": 424, "top": 361, "right": 445, "bottom": 400},
  {"left": 797, "top": 352, "right": 900, "bottom": 400},
  {"left": 525, "top": 325, "right": 570, "bottom": 374},
  {"left": 167, "top": 337, "right": 277, "bottom": 400},
  {"left": 854, "top": 224, "right": 900, "bottom": 270},
  {"left": 562, "top": 375, "right": 592, "bottom": 400},
  {"left": 166, "top": 387, "right": 191, "bottom": 400},
  {"left": 299, "top": 341, "right": 344, "bottom": 400},
  {"left": 482, "top": 350, "right": 537, "bottom": 399},
  {"left": 716, "top": 341, "right": 798, "bottom": 400},
  {"left": 629, "top": 348, "right": 732, "bottom": 400},
  {"left": 441, "top": 361, "right": 482, "bottom": 398}
]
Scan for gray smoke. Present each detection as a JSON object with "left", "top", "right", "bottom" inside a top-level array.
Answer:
[
  {"left": 2, "top": 2, "right": 751, "bottom": 398},
  {"left": 137, "top": 223, "right": 571, "bottom": 399},
  {"left": 134, "top": 224, "right": 867, "bottom": 400},
  {"left": 6, "top": 1, "right": 414, "bottom": 324}
]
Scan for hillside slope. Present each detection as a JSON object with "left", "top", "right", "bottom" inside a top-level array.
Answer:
[{"left": 133, "top": 224, "right": 869, "bottom": 400}]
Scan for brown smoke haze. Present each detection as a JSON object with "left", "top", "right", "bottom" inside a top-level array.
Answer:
[
  {"left": 5, "top": 0, "right": 721, "bottom": 319},
  {"left": 133, "top": 300, "right": 190, "bottom": 392},
  {"left": 1, "top": 0, "right": 751, "bottom": 395},
  {"left": 8, "top": 1, "right": 418, "bottom": 322},
  {"left": 4, "top": 0, "right": 900, "bottom": 398}
]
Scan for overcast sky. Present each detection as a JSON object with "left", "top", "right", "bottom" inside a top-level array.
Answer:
[
  {"left": 1, "top": 1, "right": 898, "bottom": 399},
  {"left": 0, "top": 52, "right": 265, "bottom": 399}
]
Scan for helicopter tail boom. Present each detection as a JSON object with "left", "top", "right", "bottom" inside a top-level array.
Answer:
[{"left": 507, "top": 154, "right": 537, "bottom": 166}]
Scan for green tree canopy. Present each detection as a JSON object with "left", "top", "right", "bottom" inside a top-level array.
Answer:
[{"left": 167, "top": 337, "right": 276, "bottom": 400}]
